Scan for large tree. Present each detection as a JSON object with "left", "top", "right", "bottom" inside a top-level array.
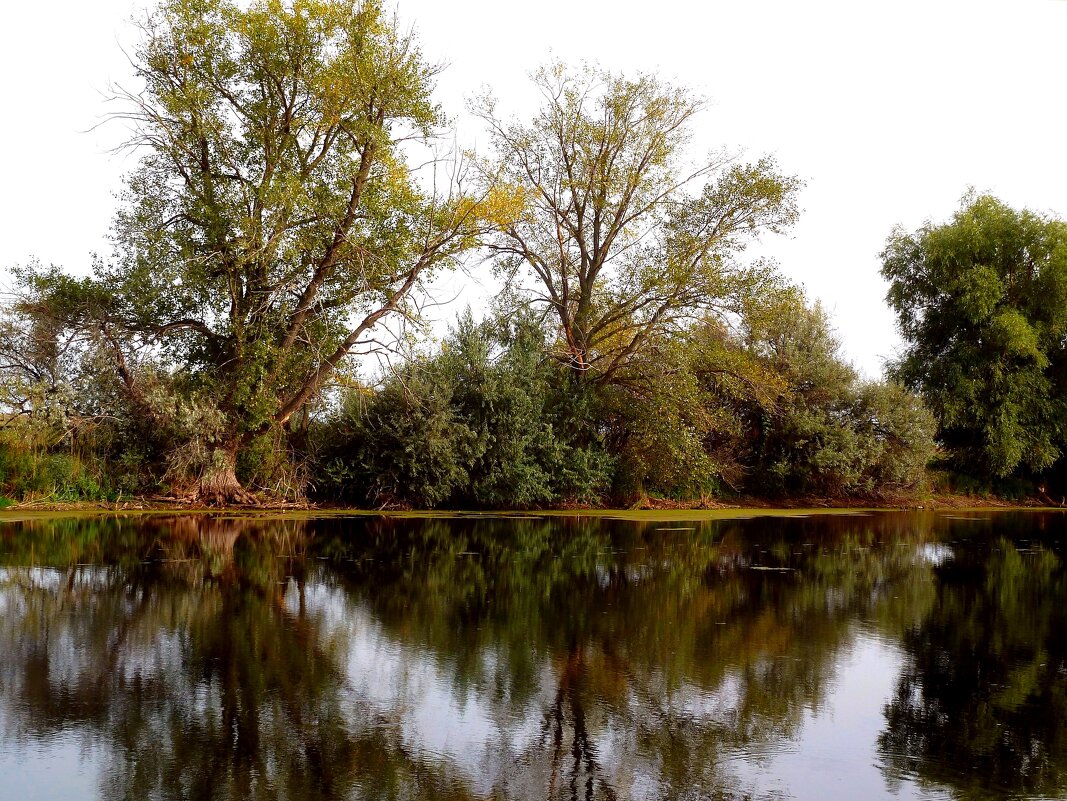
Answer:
[
  {"left": 475, "top": 62, "right": 801, "bottom": 385},
  {"left": 16, "top": 0, "right": 503, "bottom": 501},
  {"left": 881, "top": 193, "right": 1067, "bottom": 479}
]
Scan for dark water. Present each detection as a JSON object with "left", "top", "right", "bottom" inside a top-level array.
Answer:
[{"left": 0, "top": 511, "right": 1065, "bottom": 801}]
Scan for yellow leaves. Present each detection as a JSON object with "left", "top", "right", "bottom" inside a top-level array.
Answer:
[{"left": 454, "top": 183, "right": 528, "bottom": 230}]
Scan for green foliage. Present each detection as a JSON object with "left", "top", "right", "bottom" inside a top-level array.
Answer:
[
  {"left": 0, "top": 432, "right": 116, "bottom": 502},
  {"left": 601, "top": 343, "right": 724, "bottom": 500},
  {"left": 882, "top": 193, "right": 1067, "bottom": 480},
  {"left": 316, "top": 312, "right": 613, "bottom": 508},
  {"left": 930, "top": 469, "right": 1037, "bottom": 502},
  {"left": 321, "top": 362, "right": 472, "bottom": 508},
  {"left": 853, "top": 381, "right": 939, "bottom": 490},
  {"left": 744, "top": 297, "right": 937, "bottom": 497},
  {"left": 596, "top": 288, "right": 936, "bottom": 501},
  {"left": 313, "top": 287, "right": 935, "bottom": 508}
]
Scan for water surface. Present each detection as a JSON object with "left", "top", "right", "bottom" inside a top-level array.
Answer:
[{"left": 0, "top": 510, "right": 1064, "bottom": 800}]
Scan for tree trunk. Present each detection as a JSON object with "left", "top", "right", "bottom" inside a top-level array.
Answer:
[{"left": 194, "top": 443, "right": 256, "bottom": 506}]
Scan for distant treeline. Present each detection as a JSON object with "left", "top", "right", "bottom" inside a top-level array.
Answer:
[{"left": 1, "top": 0, "right": 1063, "bottom": 506}]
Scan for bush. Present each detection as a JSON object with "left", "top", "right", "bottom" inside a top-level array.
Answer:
[
  {"left": 743, "top": 301, "right": 936, "bottom": 498},
  {"left": 314, "top": 312, "right": 613, "bottom": 508},
  {"left": 601, "top": 356, "right": 722, "bottom": 501}
]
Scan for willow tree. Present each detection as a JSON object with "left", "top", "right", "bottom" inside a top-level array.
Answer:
[
  {"left": 20, "top": 0, "right": 504, "bottom": 501},
  {"left": 882, "top": 194, "right": 1067, "bottom": 479},
  {"left": 475, "top": 63, "right": 802, "bottom": 385}
]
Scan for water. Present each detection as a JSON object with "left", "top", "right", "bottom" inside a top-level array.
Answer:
[{"left": 0, "top": 510, "right": 1064, "bottom": 801}]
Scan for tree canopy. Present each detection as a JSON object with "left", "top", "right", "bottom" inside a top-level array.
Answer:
[
  {"left": 10, "top": 0, "right": 504, "bottom": 501},
  {"left": 881, "top": 194, "right": 1067, "bottom": 480},
  {"left": 476, "top": 63, "right": 801, "bottom": 385}
]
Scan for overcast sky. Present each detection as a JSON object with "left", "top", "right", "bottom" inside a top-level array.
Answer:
[{"left": 2, "top": 0, "right": 1066, "bottom": 377}]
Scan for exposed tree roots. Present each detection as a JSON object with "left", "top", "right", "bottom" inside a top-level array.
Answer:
[{"left": 190, "top": 460, "right": 257, "bottom": 506}]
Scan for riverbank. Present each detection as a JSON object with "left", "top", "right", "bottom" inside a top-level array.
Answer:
[{"left": 0, "top": 492, "right": 1050, "bottom": 517}]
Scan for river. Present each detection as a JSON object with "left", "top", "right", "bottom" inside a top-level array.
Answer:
[{"left": 0, "top": 510, "right": 1063, "bottom": 800}]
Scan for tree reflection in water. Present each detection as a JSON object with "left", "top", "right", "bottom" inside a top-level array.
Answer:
[
  {"left": 879, "top": 516, "right": 1067, "bottom": 800},
  {"left": 0, "top": 516, "right": 476, "bottom": 800},
  {"left": 1, "top": 511, "right": 1062, "bottom": 800},
  {"left": 312, "top": 515, "right": 937, "bottom": 799}
]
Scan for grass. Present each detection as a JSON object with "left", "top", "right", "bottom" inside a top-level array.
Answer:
[{"left": 0, "top": 504, "right": 1058, "bottom": 527}]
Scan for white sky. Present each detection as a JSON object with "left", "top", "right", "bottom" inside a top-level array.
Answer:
[{"left": 2, "top": 0, "right": 1066, "bottom": 377}]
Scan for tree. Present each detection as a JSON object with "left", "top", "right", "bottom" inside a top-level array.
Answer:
[
  {"left": 881, "top": 194, "right": 1067, "bottom": 479},
  {"left": 475, "top": 62, "right": 802, "bottom": 385},
  {"left": 17, "top": 0, "right": 505, "bottom": 502}
]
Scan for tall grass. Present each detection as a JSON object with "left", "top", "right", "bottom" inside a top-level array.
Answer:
[{"left": 0, "top": 425, "right": 118, "bottom": 503}]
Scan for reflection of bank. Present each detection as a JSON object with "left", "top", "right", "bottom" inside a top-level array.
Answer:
[
  {"left": 152, "top": 514, "right": 311, "bottom": 590},
  {"left": 879, "top": 533, "right": 1067, "bottom": 798},
  {"left": 0, "top": 516, "right": 381, "bottom": 801},
  {"left": 1, "top": 512, "right": 1059, "bottom": 800},
  {"left": 310, "top": 514, "right": 941, "bottom": 798}
]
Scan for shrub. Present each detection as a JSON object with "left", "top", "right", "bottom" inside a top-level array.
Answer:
[
  {"left": 744, "top": 301, "right": 936, "bottom": 498},
  {"left": 314, "top": 312, "right": 613, "bottom": 508}
]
